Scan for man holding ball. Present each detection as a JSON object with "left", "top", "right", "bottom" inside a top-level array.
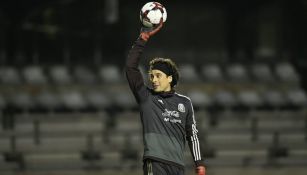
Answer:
[{"left": 125, "top": 2, "right": 206, "bottom": 175}]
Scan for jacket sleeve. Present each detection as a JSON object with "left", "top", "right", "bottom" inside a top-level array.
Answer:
[
  {"left": 186, "top": 99, "right": 205, "bottom": 167},
  {"left": 125, "top": 38, "right": 148, "bottom": 103}
]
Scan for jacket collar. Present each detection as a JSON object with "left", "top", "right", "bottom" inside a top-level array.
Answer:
[{"left": 152, "top": 89, "right": 175, "bottom": 98}]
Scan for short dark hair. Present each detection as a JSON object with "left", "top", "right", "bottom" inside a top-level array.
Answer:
[{"left": 149, "top": 58, "right": 179, "bottom": 88}]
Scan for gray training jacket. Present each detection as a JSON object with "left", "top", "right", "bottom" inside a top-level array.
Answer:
[{"left": 125, "top": 38, "right": 204, "bottom": 168}]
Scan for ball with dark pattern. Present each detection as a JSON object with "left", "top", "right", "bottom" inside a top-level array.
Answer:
[{"left": 140, "top": 2, "right": 167, "bottom": 28}]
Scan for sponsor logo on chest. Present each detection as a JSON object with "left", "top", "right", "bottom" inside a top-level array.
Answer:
[{"left": 161, "top": 103, "right": 185, "bottom": 124}]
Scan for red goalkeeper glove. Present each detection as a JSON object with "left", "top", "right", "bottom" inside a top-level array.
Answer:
[
  {"left": 139, "top": 18, "right": 163, "bottom": 41},
  {"left": 196, "top": 166, "right": 206, "bottom": 175}
]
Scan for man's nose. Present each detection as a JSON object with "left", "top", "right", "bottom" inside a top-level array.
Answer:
[{"left": 152, "top": 76, "right": 157, "bottom": 82}]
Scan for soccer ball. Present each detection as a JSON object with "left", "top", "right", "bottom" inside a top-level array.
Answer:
[{"left": 140, "top": 2, "right": 167, "bottom": 28}]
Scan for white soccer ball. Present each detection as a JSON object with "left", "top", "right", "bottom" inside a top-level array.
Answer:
[{"left": 140, "top": 2, "right": 167, "bottom": 28}]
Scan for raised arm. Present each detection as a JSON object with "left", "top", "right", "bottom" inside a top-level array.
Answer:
[
  {"left": 125, "top": 38, "right": 147, "bottom": 101},
  {"left": 125, "top": 20, "right": 163, "bottom": 103}
]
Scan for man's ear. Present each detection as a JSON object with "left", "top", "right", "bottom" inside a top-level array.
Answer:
[{"left": 168, "top": 75, "right": 173, "bottom": 84}]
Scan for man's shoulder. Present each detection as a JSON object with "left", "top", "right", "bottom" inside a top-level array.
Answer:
[{"left": 174, "top": 92, "right": 192, "bottom": 103}]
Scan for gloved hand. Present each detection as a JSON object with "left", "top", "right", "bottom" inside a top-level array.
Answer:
[
  {"left": 139, "top": 18, "right": 163, "bottom": 41},
  {"left": 196, "top": 166, "right": 206, "bottom": 175}
]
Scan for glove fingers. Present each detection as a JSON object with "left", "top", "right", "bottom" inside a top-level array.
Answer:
[
  {"left": 148, "top": 18, "right": 163, "bottom": 36},
  {"left": 140, "top": 18, "right": 163, "bottom": 41},
  {"left": 140, "top": 33, "right": 150, "bottom": 41}
]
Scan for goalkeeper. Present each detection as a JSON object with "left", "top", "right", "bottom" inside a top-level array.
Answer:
[{"left": 125, "top": 20, "right": 206, "bottom": 175}]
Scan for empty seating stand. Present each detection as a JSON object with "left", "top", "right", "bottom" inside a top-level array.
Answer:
[{"left": 0, "top": 62, "right": 306, "bottom": 173}]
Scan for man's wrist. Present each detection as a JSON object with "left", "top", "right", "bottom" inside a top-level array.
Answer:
[
  {"left": 195, "top": 160, "right": 205, "bottom": 167},
  {"left": 136, "top": 36, "right": 147, "bottom": 46}
]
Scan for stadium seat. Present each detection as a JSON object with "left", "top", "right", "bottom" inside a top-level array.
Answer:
[
  {"left": 0, "top": 67, "right": 22, "bottom": 85},
  {"left": 251, "top": 63, "right": 275, "bottom": 82},
  {"left": 201, "top": 64, "right": 224, "bottom": 82},
  {"left": 60, "top": 91, "right": 88, "bottom": 111},
  {"left": 73, "top": 66, "right": 97, "bottom": 85},
  {"left": 9, "top": 92, "right": 36, "bottom": 111},
  {"left": 212, "top": 90, "right": 238, "bottom": 110},
  {"left": 85, "top": 90, "right": 112, "bottom": 110},
  {"left": 261, "top": 90, "right": 286, "bottom": 110},
  {"left": 285, "top": 88, "right": 307, "bottom": 109},
  {"left": 274, "top": 62, "right": 300, "bottom": 83},
  {"left": 99, "top": 64, "right": 123, "bottom": 84},
  {"left": 35, "top": 91, "right": 61, "bottom": 111},
  {"left": 187, "top": 90, "right": 212, "bottom": 110},
  {"left": 112, "top": 90, "right": 137, "bottom": 111},
  {"left": 178, "top": 64, "right": 200, "bottom": 83},
  {"left": 49, "top": 65, "right": 73, "bottom": 85},
  {"left": 22, "top": 65, "right": 48, "bottom": 85},
  {"left": 226, "top": 63, "right": 249, "bottom": 82},
  {"left": 236, "top": 90, "right": 263, "bottom": 110}
]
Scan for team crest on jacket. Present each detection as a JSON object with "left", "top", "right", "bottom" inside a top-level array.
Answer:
[{"left": 178, "top": 103, "right": 185, "bottom": 113}]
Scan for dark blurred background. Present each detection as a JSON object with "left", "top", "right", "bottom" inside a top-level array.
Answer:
[{"left": 0, "top": 0, "right": 307, "bottom": 175}]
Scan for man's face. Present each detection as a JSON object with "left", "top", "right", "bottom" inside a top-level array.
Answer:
[{"left": 149, "top": 69, "right": 172, "bottom": 92}]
